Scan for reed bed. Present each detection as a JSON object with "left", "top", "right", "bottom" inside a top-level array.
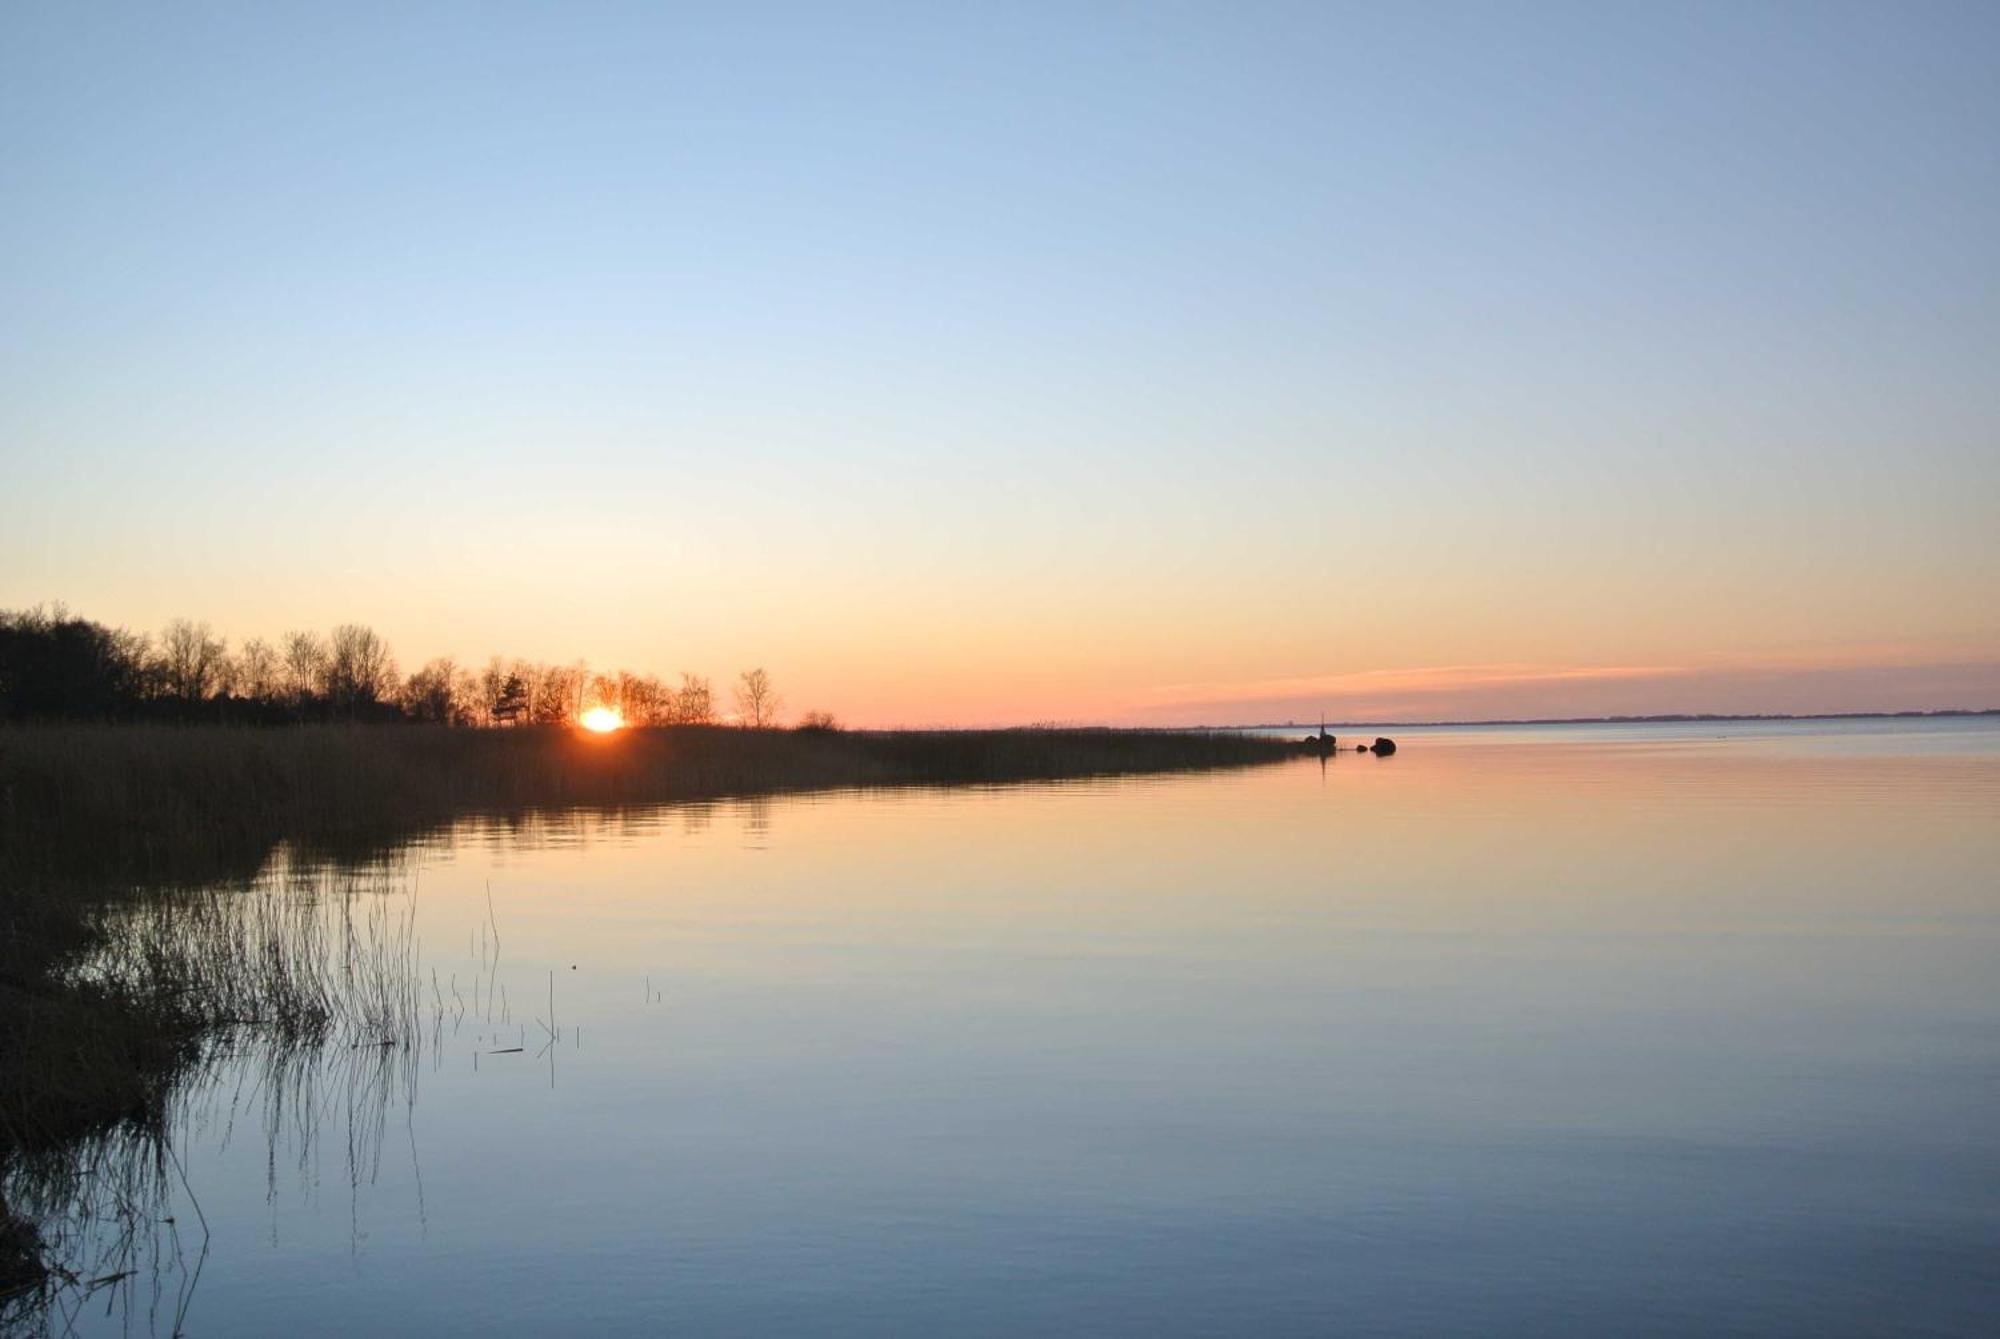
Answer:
[
  {"left": 0, "top": 723, "right": 1293, "bottom": 885},
  {"left": 0, "top": 853, "right": 421, "bottom": 1320}
]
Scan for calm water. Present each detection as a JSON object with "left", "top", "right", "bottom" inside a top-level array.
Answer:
[{"left": 66, "top": 720, "right": 2000, "bottom": 1335}]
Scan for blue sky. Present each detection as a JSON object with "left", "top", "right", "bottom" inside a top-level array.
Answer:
[{"left": 3, "top": 2, "right": 1996, "bottom": 722}]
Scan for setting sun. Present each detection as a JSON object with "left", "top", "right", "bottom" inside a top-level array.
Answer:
[{"left": 579, "top": 706, "right": 625, "bottom": 734}]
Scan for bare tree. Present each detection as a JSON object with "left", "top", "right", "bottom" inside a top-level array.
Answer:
[
  {"left": 672, "top": 672, "right": 714, "bottom": 725},
  {"left": 619, "top": 671, "right": 666, "bottom": 725},
  {"left": 587, "top": 672, "right": 622, "bottom": 717},
  {"left": 281, "top": 630, "right": 327, "bottom": 706},
  {"left": 234, "top": 637, "right": 281, "bottom": 703},
  {"left": 325, "top": 624, "right": 395, "bottom": 711},
  {"left": 157, "top": 619, "right": 228, "bottom": 705},
  {"left": 733, "top": 667, "right": 781, "bottom": 728},
  {"left": 530, "top": 662, "right": 584, "bottom": 724},
  {"left": 452, "top": 665, "right": 480, "bottom": 723},
  {"left": 401, "top": 657, "right": 462, "bottom": 723}
]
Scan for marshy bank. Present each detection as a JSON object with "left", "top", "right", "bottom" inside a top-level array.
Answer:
[
  {"left": 0, "top": 723, "right": 1293, "bottom": 1321},
  {"left": 0, "top": 724, "right": 1296, "bottom": 882}
]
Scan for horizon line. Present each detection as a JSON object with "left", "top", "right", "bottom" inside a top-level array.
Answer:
[{"left": 1164, "top": 708, "right": 2000, "bottom": 732}]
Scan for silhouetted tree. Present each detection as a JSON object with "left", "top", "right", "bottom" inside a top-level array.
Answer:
[
  {"left": 491, "top": 672, "right": 530, "bottom": 725},
  {"left": 530, "top": 663, "right": 584, "bottom": 724},
  {"left": 795, "top": 709, "right": 839, "bottom": 732},
  {"left": 474, "top": 657, "right": 505, "bottom": 726},
  {"left": 671, "top": 672, "right": 714, "bottom": 725},
  {"left": 616, "top": 671, "right": 667, "bottom": 725},
  {"left": 325, "top": 624, "right": 395, "bottom": 712},
  {"left": 0, "top": 606, "right": 151, "bottom": 719},
  {"left": 234, "top": 637, "right": 281, "bottom": 703},
  {"left": 733, "top": 667, "right": 781, "bottom": 728},
  {"left": 157, "top": 619, "right": 228, "bottom": 706},
  {"left": 281, "top": 630, "right": 327, "bottom": 708},
  {"left": 586, "top": 672, "right": 621, "bottom": 717},
  {"left": 2, "top": 604, "right": 828, "bottom": 733},
  {"left": 401, "top": 657, "right": 464, "bottom": 723}
]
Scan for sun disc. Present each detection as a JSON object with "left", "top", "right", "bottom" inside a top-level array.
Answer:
[{"left": 580, "top": 706, "right": 625, "bottom": 733}]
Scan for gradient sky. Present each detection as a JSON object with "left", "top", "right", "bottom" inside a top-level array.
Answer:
[{"left": 3, "top": 2, "right": 1996, "bottom": 724}]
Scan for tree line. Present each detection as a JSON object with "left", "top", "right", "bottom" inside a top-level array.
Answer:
[{"left": 0, "top": 605, "right": 813, "bottom": 728}]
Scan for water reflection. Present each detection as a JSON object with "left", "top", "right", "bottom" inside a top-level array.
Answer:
[
  {"left": 0, "top": 1119, "right": 201, "bottom": 1339},
  {"left": 9, "top": 721, "right": 2000, "bottom": 1336},
  {"left": 3, "top": 858, "right": 429, "bottom": 1337}
]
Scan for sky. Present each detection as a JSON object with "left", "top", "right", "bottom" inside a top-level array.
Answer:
[{"left": 3, "top": 2, "right": 1996, "bottom": 725}]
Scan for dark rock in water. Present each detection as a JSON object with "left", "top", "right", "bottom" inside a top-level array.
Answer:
[
  {"left": 1355, "top": 743, "right": 1367, "bottom": 752},
  {"left": 1372, "top": 737, "right": 1397, "bottom": 755}
]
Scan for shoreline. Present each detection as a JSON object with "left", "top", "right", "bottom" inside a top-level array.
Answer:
[
  {"left": 0, "top": 720, "right": 1300, "bottom": 1306},
  {"left": 0, "top": 723, "right": 1297, "bottom": 881}
]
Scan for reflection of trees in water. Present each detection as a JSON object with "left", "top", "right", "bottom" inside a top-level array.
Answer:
[
  {"left": 736, "top": 797, "right": 772, "bottom": 846},
  {"left": 1, "top": 860, "right": 425, "bottom": 1337},
  {"left": 457, "top": 800, "right": 731, "bottom": 853}
]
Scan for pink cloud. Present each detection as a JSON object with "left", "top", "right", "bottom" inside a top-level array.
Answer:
[{"left": 1131, "top": 654, "right": 2000, "bottom": 725}]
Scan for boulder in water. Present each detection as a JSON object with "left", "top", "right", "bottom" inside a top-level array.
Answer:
[{"left": 1372, "top": 737, "right": 1397, "bottom": 755}]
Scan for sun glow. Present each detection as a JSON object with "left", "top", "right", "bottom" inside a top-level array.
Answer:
[{"left": 580, "top": 706, "right": 626, "bottom": 734}]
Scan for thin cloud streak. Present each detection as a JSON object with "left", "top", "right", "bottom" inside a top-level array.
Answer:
[
  {"left": 1148, "top": 663, "right": 1687, "bottom": 706},
  {"left": 1135, "top": 654, "right": 2000, "bottom": 725}
]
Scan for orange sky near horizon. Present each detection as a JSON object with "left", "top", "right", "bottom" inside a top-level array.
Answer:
[
  {"left": 5, "top": 564, "right": 1994, "bottom": 726},
  {"left": 3, "top": 6, "right": 1997, "bottom": 725}
]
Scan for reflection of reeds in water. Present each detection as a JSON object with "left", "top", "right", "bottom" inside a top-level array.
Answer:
[
  {"left": 1, "top": 1118, "right": 191, "bottom": 1338},
  {"left": 1, "top": 858, "right": 425, "bottom": 1336},
  {"left": 87, "top": 854, "right": 421, "bottom": 1048}
]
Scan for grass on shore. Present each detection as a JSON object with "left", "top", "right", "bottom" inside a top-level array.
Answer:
[
  {"left": 0, "top": 723, "right": 1296, "bottom": 885},
  {"left": 1, "top": 860, "right": 423, "bottom": 1322}
]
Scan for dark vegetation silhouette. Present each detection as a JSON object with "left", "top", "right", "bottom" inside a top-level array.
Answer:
[{"left": 0, "top": 606, "right": 736, "bottom": 727}]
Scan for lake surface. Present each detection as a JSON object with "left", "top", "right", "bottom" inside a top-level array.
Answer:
[{"left": 57, "top": 719, "right": 2000, "bottom": 1335}]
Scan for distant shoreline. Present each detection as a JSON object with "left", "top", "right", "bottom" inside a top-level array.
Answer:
[{"left": 1207, "top": 708, "right": 2000, "bottom": 731}]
